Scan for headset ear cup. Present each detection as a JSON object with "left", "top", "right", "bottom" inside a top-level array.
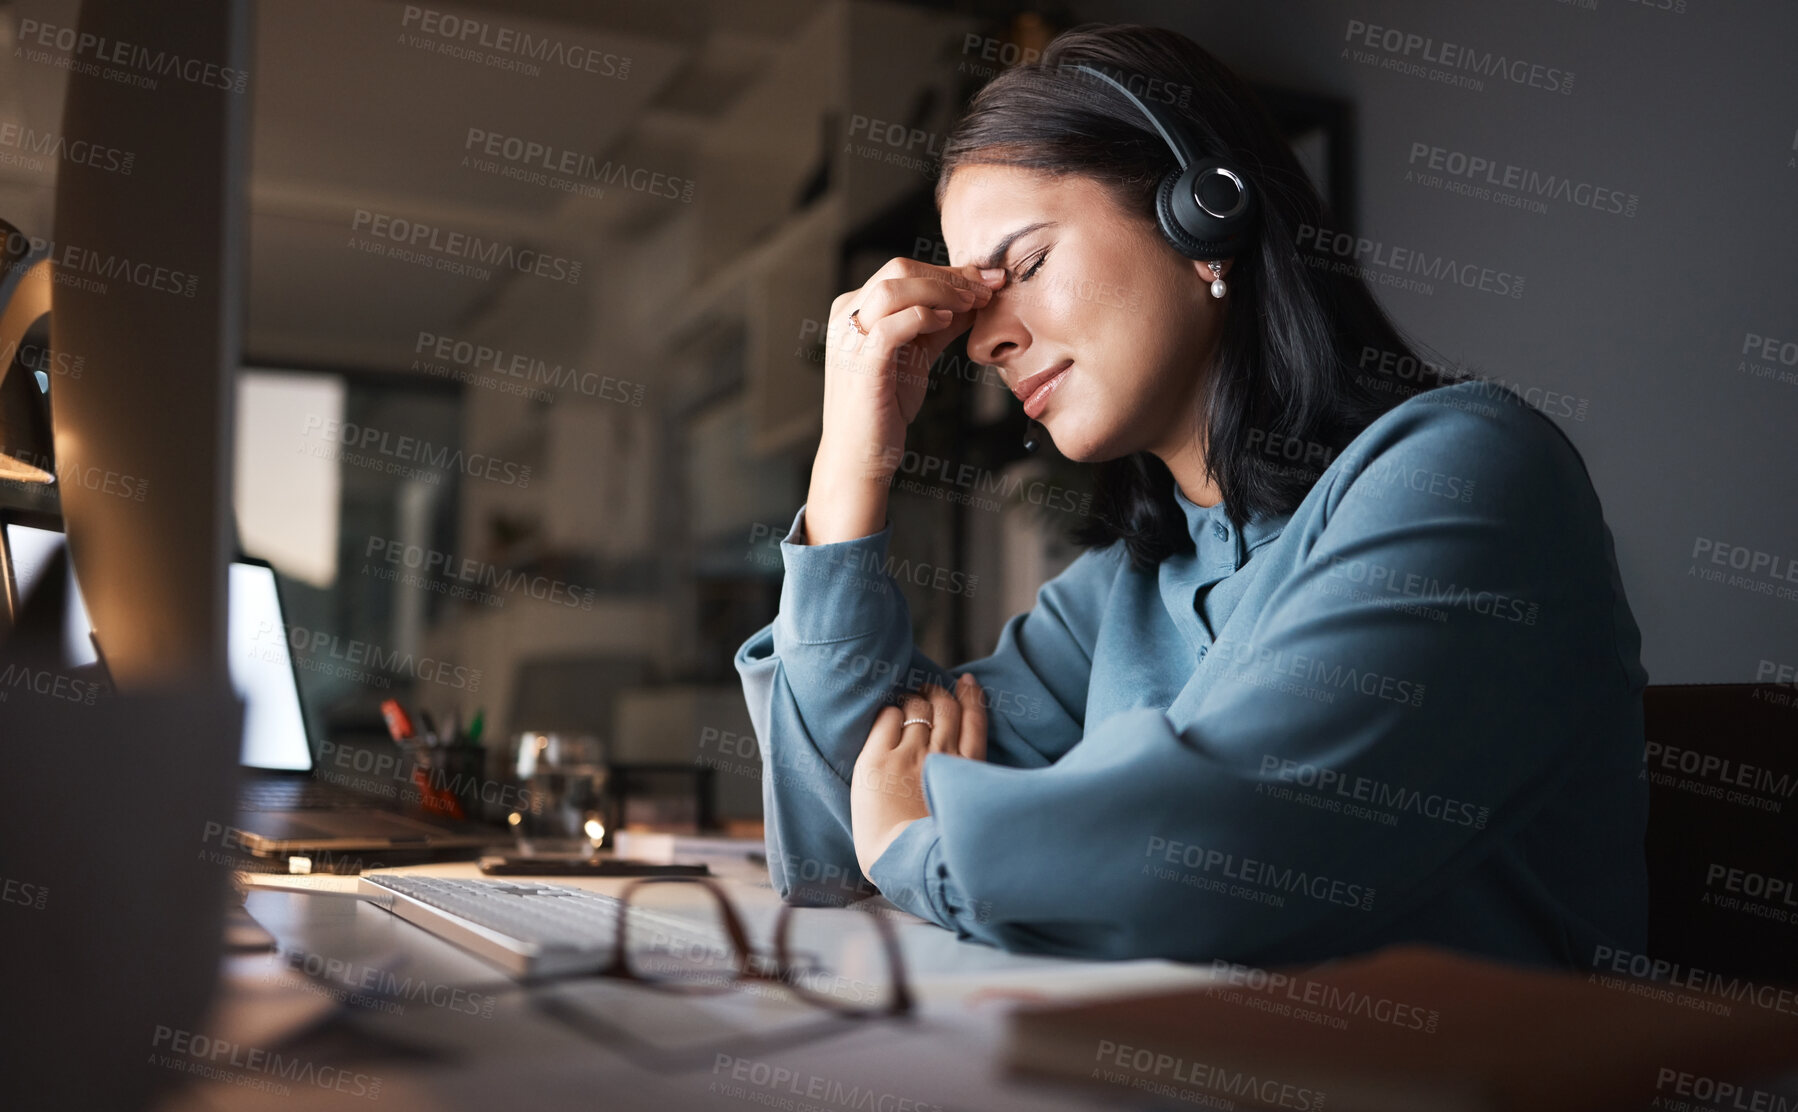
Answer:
[
  {"left": 1157, "top": 158, "right": 1256, "bottom": 259},
  {"left": 1156, "top": 170, "right": 1214, "bottom": 259}
]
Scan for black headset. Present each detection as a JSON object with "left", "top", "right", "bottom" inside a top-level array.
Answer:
[
  {"left": 1021, "top": 64, "right": 1257, "bottom": 453},
  {"left": 1069, "top": 63, "right": 1258, "bottom": 259}
]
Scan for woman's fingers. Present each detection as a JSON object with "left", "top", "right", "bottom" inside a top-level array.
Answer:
[
  {"left": 955, "top": 673, "right": 988, "bottom": 761},
  {"left": 921, "top": 683, "right": 962, "bottom": 754},
  {"left": 879, "top": 673, "right": 990, "bottom": 765},
  {"left": 896, "top": 692, "right": 935, "bottom": 748},
  {"left": 850, "top": 275, "right": 992, "bottom": 325},
  {"left": 836, "top": 299, "right": 966, "bottom": 365},
  {"left": 865, "top": 703, "right": 904, "bottom": 751},
  {"left": 831, "top": 270, "right": 997, "bottom": 365}
]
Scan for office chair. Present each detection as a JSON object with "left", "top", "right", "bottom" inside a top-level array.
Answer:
[{"left": 1642, "top": 683, "right": 1798, "bottom": 984}]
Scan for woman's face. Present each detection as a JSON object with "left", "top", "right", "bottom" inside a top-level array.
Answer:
[{"left": 940, "top": 163, "right": 1225, "bottom": 463}]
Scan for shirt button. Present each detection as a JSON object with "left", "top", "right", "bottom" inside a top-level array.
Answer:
[
  {"left": 1213, "top": 521, "right": 1229, "bottom": 540},
  {"left": 1197, "top": 645, "right": 1208, "bottom": 659}
]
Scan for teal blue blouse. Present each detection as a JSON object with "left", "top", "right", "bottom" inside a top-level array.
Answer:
[{"left": 734, "top": 381, "right": 1650, "bottom": 968}]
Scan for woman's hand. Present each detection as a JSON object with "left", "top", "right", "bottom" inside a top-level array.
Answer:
[
  {"left": 804, "top": 260, "right": 1006, "bottom": 545},
  {"left": 851, "top": 674, "right": 989, "bottom": 877}
]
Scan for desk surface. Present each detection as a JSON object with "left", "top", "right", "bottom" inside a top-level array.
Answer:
[{"left": 153, "top": 858, "right": 1220, "bottom": 1112}]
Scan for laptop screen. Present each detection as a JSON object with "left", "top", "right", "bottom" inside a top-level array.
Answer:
[
  {"left": 4, "top": 522, "right": 99, "bottom": 667},
  {"left": 228, "top": 561, "right": 313, "bottom": 771},
  {"left": 5, "top": 523, "right": 313, "bottom": 771}
]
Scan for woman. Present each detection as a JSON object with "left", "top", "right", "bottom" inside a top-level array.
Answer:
[{"left": 733, "top": 24, "right": 1648, "bottom": 970}]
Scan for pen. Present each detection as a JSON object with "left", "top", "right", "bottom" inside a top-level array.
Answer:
[{"left": 379, "top": 698, "right": 416, "bottom": 743}]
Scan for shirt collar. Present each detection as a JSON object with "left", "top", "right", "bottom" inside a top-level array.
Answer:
[{"left": 1172, "top": 484, "right": 1288, "bottom": 569}]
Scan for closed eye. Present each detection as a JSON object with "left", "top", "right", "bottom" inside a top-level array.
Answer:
[{"left": 1015, "top": 248, "right": 1049, "bottom": 283}]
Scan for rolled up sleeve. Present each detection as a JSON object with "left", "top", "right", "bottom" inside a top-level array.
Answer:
[{"left": 736, "top": 504, "right": 1125, "bottom": 907}]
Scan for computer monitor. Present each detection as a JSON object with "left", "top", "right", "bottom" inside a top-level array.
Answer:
[
  {"left": 49, "top": 0, "right": 251, "bottom": 690},
  {"left": 5, "top": 519, "right": 311, "bottom": 770},
  {"left": 7, "top": 6, "right": 253, "bottom": 1107}
]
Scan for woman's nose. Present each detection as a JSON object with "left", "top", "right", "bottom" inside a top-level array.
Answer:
[{"left": 966, "top": 304, "right": 1027, "bottom": 368}]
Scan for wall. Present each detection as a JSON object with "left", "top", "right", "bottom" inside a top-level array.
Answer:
[{"left": 1080, "top": 0, "right": 1798, "bottom": 683}]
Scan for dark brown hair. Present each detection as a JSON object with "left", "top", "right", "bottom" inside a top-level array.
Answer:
[{"left": 937, "top": 24, "right": 1437, "bottom": 569}]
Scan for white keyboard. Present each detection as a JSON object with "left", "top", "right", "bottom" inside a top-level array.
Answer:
[{"left": 360, "top": 874, "right": 727, "bottom": 978}]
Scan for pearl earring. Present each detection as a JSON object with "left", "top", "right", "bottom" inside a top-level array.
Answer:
[{"left": 1208, "top": 260, "right": 1228, "bottom": 299}]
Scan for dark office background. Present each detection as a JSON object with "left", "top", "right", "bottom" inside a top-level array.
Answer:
[{"left": 1, "top": 0, "right": 1794, "bottom": 828}]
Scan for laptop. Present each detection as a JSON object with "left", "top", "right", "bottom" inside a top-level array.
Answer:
[{"left": 3, "top": 519, "right": 495, "bottom": 859}]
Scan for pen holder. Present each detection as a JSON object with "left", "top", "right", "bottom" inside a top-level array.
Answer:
[
  {"left": 438, "top": 744, "right": 490, "bottom": 822},
  {"left": 402, "top": 741, "right": 486, "bottom": 823}
]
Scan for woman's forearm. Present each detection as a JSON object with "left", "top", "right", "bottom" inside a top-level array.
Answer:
[{"left": 802, "top": 438, "right": 892, "bottom": 545}]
